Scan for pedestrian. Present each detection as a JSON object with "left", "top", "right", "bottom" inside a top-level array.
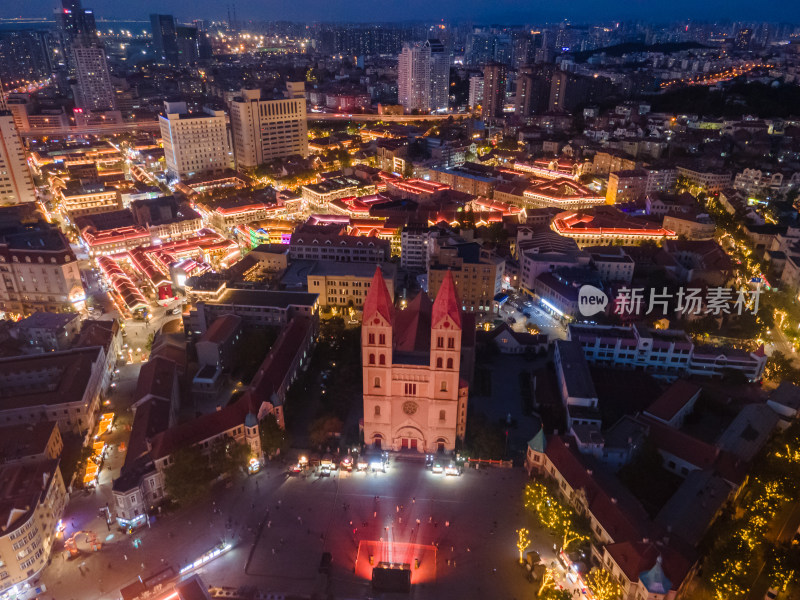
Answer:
[
  {"left": 396, "top": 505, "right": 399, "bottom": 513},
  {"left": 373, "top": 511, "right": 377, "bottom": 518},
  {"left": 446, "top": 520, "right": 450, "bottom": 527}
]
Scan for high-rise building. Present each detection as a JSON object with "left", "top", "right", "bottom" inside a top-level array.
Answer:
[
  {"left": 514, "top": 63, "right": 555, "bottom": 118},
  {"left": 150, "top": 14, "right": 179, "bottom": 65},
  {"left": 735, "top": 28, "right": 752, "bottom": 50},
  {"left": 55, "top": 0, "right": 97, "bottom": 73},
  {"left": 159, "top": 101, "right": 233, "bottom": 182},
  {"left": 548, "top": 71, "right": 612, "bottom": 113},
  {"left": 176, "top": 26, "right": 199, "bottom": 65},
  {"left": 361, "top": 267, "right": 469, "bottom": 453},
  {"left": 73, "top": 41, "right": 115, "bottom": 111},
  {"left": 481, "top": 62, "right": 507, "bottom": 120},
  {"left": 229, "top": 82, "right": 308, "bottom": 169},
  {"left": 397, "top": 39, "right": 450, "bottom": 114},
  {"left": 468, "top": 75, "right": 483, "bottom": 111},
  {"left": 0, "top": 110, "right": 36, "bottom": 205}
]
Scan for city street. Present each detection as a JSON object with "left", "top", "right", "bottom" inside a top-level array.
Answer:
[{"left": 40, "top": 459, "right": 566, "bottom": 600}]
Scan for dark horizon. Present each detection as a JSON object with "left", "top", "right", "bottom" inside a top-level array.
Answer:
[{"left": 2, "top": 0, "right": 800, "bottom": 26}]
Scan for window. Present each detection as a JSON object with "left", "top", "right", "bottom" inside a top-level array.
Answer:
[
  {"left": 439, "top": 410, "right": 446, "bottom": 421},
  {"left": 368, "top": 333, "right": 375, "bottom": 344},
  {"left": 379, "top": 334, "right": 386, "bottom": 344},
  {"left": 404, "top": 383, "right": 417, "bottom": 396},
  {"left": 440, "top": 381, "right": 447, "bottom": 392},
  {"left": 379, "top": 355, "right": 386, "bottom": 365},
  {"left": 369, "top": 353, "right": 375, "bottom": 365},
  {"left": 448, "top": 337, "right": 455, "bottom": 349},
  {"left": 374, "top": 405, "right": 381, "bottom": 416},
  {"left": 374, "top": 377, "right": 381, "bottom": 388},
  {"left": 437, "top": 336, "right": 444, "bottom": 348},
  {"left": 446, "top": 358, "right": 454, "bottom": 369},
  {"left": 436, "top": 357, "right": 443, "bottom": 368}
]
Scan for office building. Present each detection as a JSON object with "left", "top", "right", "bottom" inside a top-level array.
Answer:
[
  {"left": 55, "top": 0, "right": 97, "bottom": 73},
  {"left": 159, "top": 101, "right": 233, "bottom": 182},
  {"left": 73, "top": 41, "right": 115, "bottom": 111},
  {"left": 229, "top": 83, "right": 308, "bottom": 168},
  {"left": 150, "top": 14, "right": 179, "bottom": 65},
  {"left": 397, "top": 39, "right": 449, "bottom": 114},
  {"left": 481, "top": 62, "right": 506, "bottom": 120},
  {"left": 0, "top": 111, "right": 36, "bottom": 205},
  {"left": 361, "top": 268, "right": 470, "bottom": 453}
]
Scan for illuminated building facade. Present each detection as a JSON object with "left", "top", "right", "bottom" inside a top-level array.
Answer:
[
  {"left": 159, "top": 101, "right": 233, "bottom": 182},
  {"left": 0, "top": 223, "right": 85, "bottom": 315},
  {"left": 229, "top": 83, "right": 308, "bottom": 168},
  {"left": 0, "top": 111, "right": 36, "bottom": 205},
  {"left": 0, "top": 460, "right": 67, "bottom": 597},
  {"left": 362, "top": 268, "right": 469, "bottom": 453}
]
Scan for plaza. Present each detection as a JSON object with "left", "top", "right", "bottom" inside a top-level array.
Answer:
[{"left": 40, "top": 457, "right": 564, "bottom": 600}]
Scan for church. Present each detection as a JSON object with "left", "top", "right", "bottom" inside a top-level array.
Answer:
[{"left": 361, "top": 267, "right": 474, "bottom": 453}]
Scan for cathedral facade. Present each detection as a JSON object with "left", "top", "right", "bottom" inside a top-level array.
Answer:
[{"left": 361, "top": 267, "right": 469, "bottom": 453}]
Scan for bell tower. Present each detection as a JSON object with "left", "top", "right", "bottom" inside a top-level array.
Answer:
[{"left": 430, "top": 270, "right": 461, "bottom": 402}]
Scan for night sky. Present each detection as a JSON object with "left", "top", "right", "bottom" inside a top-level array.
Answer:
[{"left": 2, "top": 0, "right": 799, "bottom": 23}]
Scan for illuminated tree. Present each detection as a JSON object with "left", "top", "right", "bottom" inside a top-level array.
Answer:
[
  {"left": 516, "top": 528, "right": 530, "bottom": 563},
  {"left": 524, "top": 482, "right": 588, "bottom": 551},
  {"left": 766, "top": 543, "right": 800, "bottom": 593},
  {"left": 584, "top": 567, "right": 623, "bottom": 600},
  {"left": 538, "top": 567, "right": 557, "bottom": 596},
  {"left": 539, "top": 588, "right": 572, "bottom": 600}
]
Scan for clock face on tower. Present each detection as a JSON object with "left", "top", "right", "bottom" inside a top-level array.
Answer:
[{"left": 402, "top": 401, "right": 418, "bottom": 415}]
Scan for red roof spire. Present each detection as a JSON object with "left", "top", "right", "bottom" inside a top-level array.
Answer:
[
  {"left": 362, "top": 266, "right": 393, "bottom": 325},
  {"left": 432, "top": 269, "right": 461, "bottom": 329}
]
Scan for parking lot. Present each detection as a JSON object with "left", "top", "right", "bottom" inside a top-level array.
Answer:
[{"left": 500, "top": 293, "right": 567, "bottom": 341}]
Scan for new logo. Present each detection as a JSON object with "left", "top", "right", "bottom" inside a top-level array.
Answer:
[{"left": 578, "top": 285, "right": 608, "bottom": 317}]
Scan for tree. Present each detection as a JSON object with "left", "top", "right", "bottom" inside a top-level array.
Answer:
[
  {"left": 259, "top": 413, "right": 289, "bottom": 457},
  {"left": 209, "top": 437, "right": 250, "bottom": 476},
  {"left": 539, "top": 589, "right": 572, "bottom": 600},
  {"left": 584, "top": 567, "right": 623, "bottom": 600},
  {"left": 524, "top": 482, "right": 588, "bottom": 551},
  {"left": 164, "top": 446, "right": 213, "bottom": 505},
  {"left": 516, "top": 528, "right": 531, "bottom": 563},
  {"left": 766, "top": 543, "right": 800, "bottom": 593},
  {"left": 309, "top": 415, "right": 343, "bottom": 449}
]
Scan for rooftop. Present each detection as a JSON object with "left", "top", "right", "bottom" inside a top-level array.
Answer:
[
  {"left": 0, "top": 459, "right": 60, "bottom": 534},
  {"left": 16, "top": 311, "right": 79, "bottom": 330},
  {"left": 0, "top": 347, "right": 103, "bottom": 410},
  {"left": 555, "top": 340, "right": 597, "bottom": 400}
]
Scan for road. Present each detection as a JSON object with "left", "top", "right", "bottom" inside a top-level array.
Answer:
[
  {"left": 746, "top": 500, "right": 800, "bottom": 600},
  {"left": 18, "top": 112, "right": 470, "bottom": 138},
  {"left": 308, "top": 112, "right": 472, "bottom": 122},
  {"left": 18, "top": 120, "right": 162, "bottom": 138}
]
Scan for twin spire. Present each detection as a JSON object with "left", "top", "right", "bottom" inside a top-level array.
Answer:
[{"left": 363, "top": 266, "right": 461, "bottom": 330}]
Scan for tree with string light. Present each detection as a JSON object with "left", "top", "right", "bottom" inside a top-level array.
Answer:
[
  {"left": 584, "top": 567, "right": 623, "bottom": 600},
  {"left": 516, "top": 527, "right": 531, "bottom": 563}
]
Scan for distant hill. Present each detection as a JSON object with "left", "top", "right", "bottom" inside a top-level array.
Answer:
[{"left": 571, "top": 41, "right": 708, "bottom": 63}]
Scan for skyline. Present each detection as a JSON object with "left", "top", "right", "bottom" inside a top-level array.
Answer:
[{"left": 2, "top": 0, "right": 800, "bottom": 25}]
